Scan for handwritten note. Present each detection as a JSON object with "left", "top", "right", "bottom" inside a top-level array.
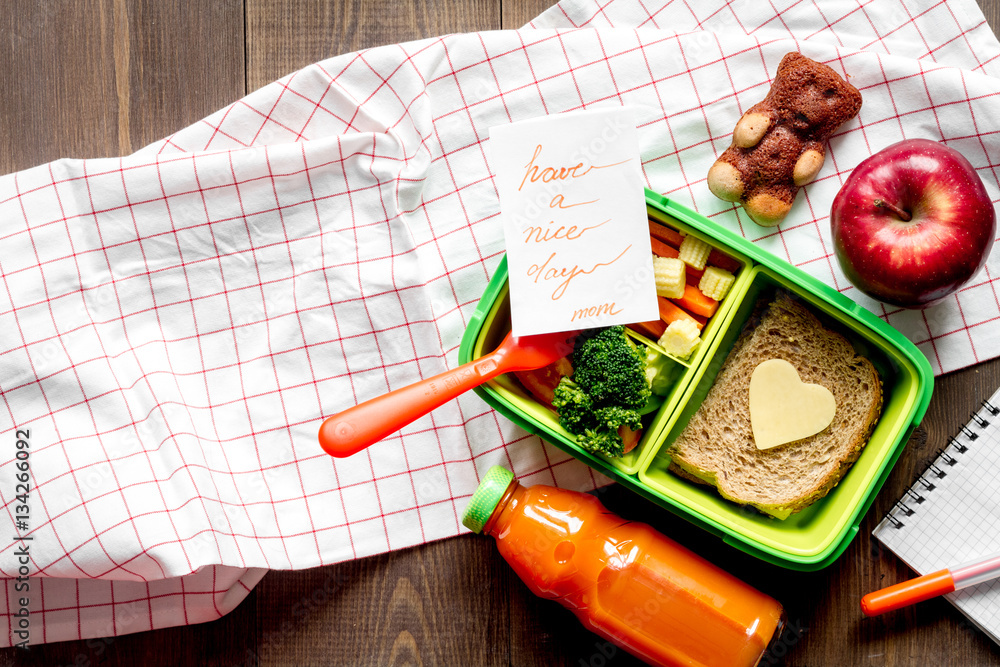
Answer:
[{"left": 489, "top": 109, "right": 657, "bottom": 337}]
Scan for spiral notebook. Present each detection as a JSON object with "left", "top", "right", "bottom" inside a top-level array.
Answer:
[{"left": 874, "top": 385, "right": 1000, "bottom": 643}]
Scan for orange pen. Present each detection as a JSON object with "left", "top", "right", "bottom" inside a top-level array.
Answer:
[{"left": 862, "top": 551, "right": 1000, "bottom": 616}]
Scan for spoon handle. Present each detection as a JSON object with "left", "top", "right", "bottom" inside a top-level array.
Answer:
[{"left": 318, "top": 352, "right": 506, "bottom": 457}]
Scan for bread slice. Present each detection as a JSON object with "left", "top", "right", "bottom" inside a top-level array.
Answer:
[{"left": 666, "top": 292, "right": 883, "bottom": 518}]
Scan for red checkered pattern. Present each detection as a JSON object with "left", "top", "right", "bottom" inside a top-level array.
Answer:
[{"left": 2, "top": 0, "right": 1000, "bottom": 646}]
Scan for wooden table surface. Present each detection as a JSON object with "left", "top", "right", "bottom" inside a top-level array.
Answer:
[{"left": 3, "top": 1, "right": 1000, "bottom": 665}]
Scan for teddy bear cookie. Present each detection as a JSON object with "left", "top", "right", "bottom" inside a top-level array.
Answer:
[{"left": 707, "top": 52, "right": 862, "bottom": 227}]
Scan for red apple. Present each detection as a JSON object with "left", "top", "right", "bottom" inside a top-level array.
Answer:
[{"left": 831, "top": 138, "right": 996, "bottom": 308}]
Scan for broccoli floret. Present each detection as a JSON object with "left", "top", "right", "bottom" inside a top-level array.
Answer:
[
  {"left": 551, "top": 379, "right": 593, "bottom": 433},
  {"left": 576, "top": 427, "right": 626, "bottom": 458},
  {"left": 593, "top": 405, "right": 642, "bottom": 433},
  {"left": 571, "top": 326, "right": 650, "bottom": 409},
  {"left": 551, "top": 326, "right": 651, "bottom": 458},
  {"left": 573, "top": 407, "right": 642, "bottom": 458}
]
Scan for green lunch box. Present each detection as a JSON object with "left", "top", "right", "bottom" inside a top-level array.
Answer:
[{"left": 457, "top": 188, "right": 934, "bottom": 571}]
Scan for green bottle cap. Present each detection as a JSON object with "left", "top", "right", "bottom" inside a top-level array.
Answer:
[{"left": 462, "top": 465, "right": 515, "bottom": 534}]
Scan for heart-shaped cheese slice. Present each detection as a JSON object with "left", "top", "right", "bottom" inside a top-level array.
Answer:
[{"left": 749, "top": 358, "right": 836, "bottom": 450}]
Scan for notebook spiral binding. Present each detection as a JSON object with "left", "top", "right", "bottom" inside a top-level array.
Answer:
[{"left": 880, "top": 399, "right": 998, "bottom": 529}]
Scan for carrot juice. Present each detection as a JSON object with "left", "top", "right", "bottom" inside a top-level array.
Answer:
[{"left": 463, "top": 466, "right": 785, "bottom": 667}]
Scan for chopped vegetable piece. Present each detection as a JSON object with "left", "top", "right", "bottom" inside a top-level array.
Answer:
[
  {"left": 650, "top": 237, "right": 678, "bottom": 259},
  {"left": 653, "top": 256, "right": 686, "bottom": 299},
  {"left": 699, "top": 266, "right": 736, "bottom": 301},
  {"left": 672, "top": 284, "right": 719, "bottom": 318},
  {"left": 657, "top": 319, "right": 701, "bottom": 359},
  {"left": 708, "top": 249, "right": 742, "bottom": 274},
  {"left": 658, "top": 296, "right": 703, "bottom": 330},
  {"left": 678, "top": 234, "right": 711, "bottom": 270},
  {"left": 648, "top": 220, "right": 684, "bottom": 246},
  {"left": 650, "top": 240, "right": 704, "bottom": 281},
  {"left": 649, "top": 218, "right": 740, "bottom": 273},
  {"left": 514, "top": 357, "right": 574, "bottom": 407},
  {"left": 629, "top": 319, "right": 667, "bottom": 340},
  {"left": 570, "top": 326, "right": 650, "bottom": 408},
  {"left": 619, "top": 424, "right": 642, "bottom": 454},
  {"left": 551, "top": 326, "right": 650, "bottom": 458},
  {"left": 644, "top": 347, "right": 679, "bottom": 396}
]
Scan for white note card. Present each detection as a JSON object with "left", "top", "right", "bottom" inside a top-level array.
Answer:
[{"left": 489, "top": 109, "right": 657, "bottom": 337}]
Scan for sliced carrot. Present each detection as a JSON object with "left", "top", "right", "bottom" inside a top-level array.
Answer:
[
  {"left": 648, "top": 220, "right": 684, "bottom": 247},
  {"left": 513, "top": 356, "right": 573, "bottom": 409},
  {"left": 650, "top": 237, "right": 677, "bottom": 259},
  {"left": 620, "top": 424, "right": 642, "bottom": 454},
  {"left": 658, "top": 297, "right": 703, "bottom": 330},
  {"left": 629, "top": 319, "right": 667, "bottom": 340},
  {"left": 686, "top": 307, "right": 709, "bottom": 328},
  {"left": 671, "top": 284, "right": 719, "bottom": 318},
  {"left": 650, "top": 238, "right": 706, "bottom": 282},
  {"left": 650, "top": 219, "right": 738, "bottom": 275},
  {"left": 708, "top": 249, "right": 742, "bottom": 274}
]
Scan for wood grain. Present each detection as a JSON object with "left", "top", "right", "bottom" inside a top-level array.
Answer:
[
  {"left": 501, "top": 0, "right": 558, "bottom": 27},
  {"left": 0, "top": 0, "right": 243, "bottom": 175},
  {"left": 253, "top": 539, "right": 511, "bottom": 666},
  {"left": 122, "top": 0, "right": 245, "bottom": 151},
  {"left": 4, "top": 1, "right": 1000, "bottom": 665},
  {"left": 245, "top": 0, "right": 498, "bottom": 92},
  {"left": 0, "top": 0, "right": 119, "bottom": 174}
]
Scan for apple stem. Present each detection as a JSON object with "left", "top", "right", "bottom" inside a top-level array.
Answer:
[{"left": 874, "top": 198, "right": 912, "bottom": 222}]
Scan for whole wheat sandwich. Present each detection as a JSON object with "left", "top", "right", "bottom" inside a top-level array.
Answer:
[{"left": 667, "top": 292, "right": 883, "bottom": 518}]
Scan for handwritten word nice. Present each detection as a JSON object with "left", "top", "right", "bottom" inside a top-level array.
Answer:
[{"left": 522, "top": 219, "right": 607, "bottom": 244}]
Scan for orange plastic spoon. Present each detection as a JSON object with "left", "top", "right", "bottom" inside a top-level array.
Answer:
[{"left": 318, "top": 331, "right": 575, "bottom": 458}]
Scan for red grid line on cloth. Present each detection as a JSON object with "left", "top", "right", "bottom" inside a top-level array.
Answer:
[
  {"left": 420, "top": 40, "right": 502, "bottom": 533},
  {"left": 334, "top": 204, "right": 389, "bottom": 550},
  {"left": 855, "top": 0, "right": 910, "bottom": 54},
  {"left": 228, "top": 145, "right": 296, "bottom": 571},
  {"left": 5, "top": 0, "right": 1000, "bottom": 647},
  {"left": 363, "top": 136, "right": 431, "bottom": 549},
  {"left": 198, "top": 100, "right": 245, "bottom": 153},
  {"left": 5, "top": 217, "right": 510, "bottom": 378},
  {"left": 113, "top": 156, "right": 195, "bottom": 580},
  {"left": 280, "top": 148, "right": 337, "bottom": 567},
  {"left": 186, "top": 151, "right": 259, "bottom": 571},
  {"left": 752, "top": 0, "right": 810, "bottom": 40},
  {"left": 0, "top": 153, "right": 412, "bottom": 258},
  {"left": 632, "top": 0, "right": 667, "bottom": 29},
  {"left": 154, "top": 152, "right": 240, "bottom": 577},
  {"left": 0, "top": 568, "right": 265, "bottom": 643},
  {"left": 802, "top": 0, "right": 849, "bottom": 47},
  {"left": 25, "top": 162, "right": 144, "bottom": 582},
  {"left": 897, "top": 0, "right": 954, "bottom": 64},
  {"left": 295, "top": 147, "right": 366, "bottom": 564},
  {"left": 540, "top": 0, "right": 1000, "bottom": 79}
]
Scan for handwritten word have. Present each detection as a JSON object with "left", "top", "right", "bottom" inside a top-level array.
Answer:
[{"left": 518, "top": 144, "right": 628, "bottom": 191}]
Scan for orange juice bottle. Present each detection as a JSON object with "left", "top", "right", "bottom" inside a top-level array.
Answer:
[{"left": 463, "top": 466, "right": 785, "bottom": 667}]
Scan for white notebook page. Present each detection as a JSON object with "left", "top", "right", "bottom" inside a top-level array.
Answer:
[{"left": 873, "top": 385, "right": 1000, "bottom": 643}]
